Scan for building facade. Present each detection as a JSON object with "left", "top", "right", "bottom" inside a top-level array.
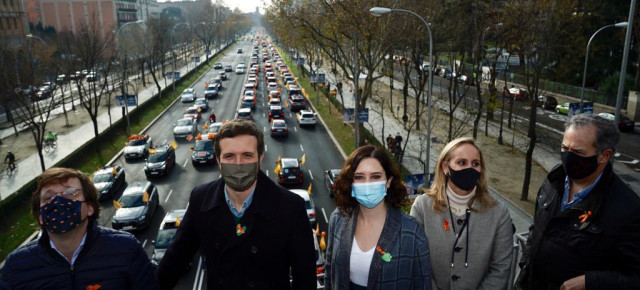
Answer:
[{"left": 1, "top": 0, "right": 29, "bottom": 42}]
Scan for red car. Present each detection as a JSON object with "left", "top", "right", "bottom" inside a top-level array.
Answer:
[{"left": 184, "top": 106, "right": 201, "bottom": 122}]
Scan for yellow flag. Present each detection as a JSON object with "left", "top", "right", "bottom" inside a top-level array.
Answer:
[
  {"left": 203, "top": 124, "right": 209, "bottom": 130},
  {"left": 320, "top": 231, "right": 327, "bottom": 251},
  {"left": 274, "top": 163, "right": 281, "bottom": 175},
  {"left": 112, "top": 166, "right": 117, "bottom": 176},
  {"left": 307, "top": 183, "right": 312, "bottom": 196},
  {"left": 143, "top": 191, "right": 149, "bottom": 203},
  {"left": 300, "top": 154, "right": 306, "bottom": 166},
  {"left": 315, "top": 223, "right": 320, "bottom": 236},
  {"left": 148, "top": 148, "right": 156, "bottom": 154},
  {"left": 171, "top": 141, "right": 178, "bottom": 149},
  {"left": 175, "top": 217, "right": 181, "bottom": 227},
  {"left": 276, "top": 154, "right": 282, "bottom": 165},
  {"left": 113, "top": 200, "right": 122, "bottom": 210}
]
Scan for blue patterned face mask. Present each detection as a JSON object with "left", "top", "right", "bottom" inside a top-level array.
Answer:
[
  {"left": 351, "top": 181, "right": 387, "bottom": 209},
  {"left": 40, "top": 195, "right": 84, "bottom": 234}
]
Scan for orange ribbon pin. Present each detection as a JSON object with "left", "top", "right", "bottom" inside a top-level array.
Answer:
[
  {"left": 579, "top": 211, "right": 592, "bottom": 223},
  {"left": 443, "top": 219, "right": 450, "bottom": 231}
]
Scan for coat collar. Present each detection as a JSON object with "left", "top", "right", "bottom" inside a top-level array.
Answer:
[
  {"left": 336, "top": 205, "right": 403, "bottom": 288},
  {"left": 39, "top": 220, "right": 98, "bottom": 262},
  {"left": 200, "top": 170, "right": 278, "bottom": 222}
]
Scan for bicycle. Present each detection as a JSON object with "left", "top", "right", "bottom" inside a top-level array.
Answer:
[
  {"left": 43, "top": 139, "right": 58, "bottom": 153},
  {"left": 3, "top": 161, "right": 18, "bottom": 177}
]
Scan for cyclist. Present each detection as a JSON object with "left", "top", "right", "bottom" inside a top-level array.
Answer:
[
  {"left": 5, "top": 151, "right": 16, "bottom": 172},
  {"left": 208, "top": 112, "right": 216, "bottom": 123},
  {"left": 45, "top": 131, "right": 57, "bottom": 146}
]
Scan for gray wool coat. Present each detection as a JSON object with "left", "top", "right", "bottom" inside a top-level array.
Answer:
[{"left": 410, "top": 194, "right": 513, "bottom": 290}]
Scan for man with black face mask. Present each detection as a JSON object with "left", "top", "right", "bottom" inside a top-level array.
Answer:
[
  {"left": 519, "top": 114, "right": 640, "bottom": 290},
  {"left": 157, "top": 119, "right": 316, "bottom": 290},
  {"left": 0, "top": 167, "right": 158, "bottom": 289}
]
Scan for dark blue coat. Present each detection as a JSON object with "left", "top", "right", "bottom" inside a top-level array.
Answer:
[
  {"left": 156, "top": 171, "right": 317, "bottom": 290},
  {"left": 0, "top": 221, "right": 159, "bottom": 290}
]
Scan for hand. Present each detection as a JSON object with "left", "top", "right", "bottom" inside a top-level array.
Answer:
[{"left": 560, "top": 275, "right": 585, "bottom": 290}]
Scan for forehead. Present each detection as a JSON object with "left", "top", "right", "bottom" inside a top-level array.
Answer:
[
  {"left": 563, "top": 125, "right": 597, "bottom": 150},
  {"left": 449, "top": 143, "right": 480, "bottom": 160},
  {"left": 41, "top": 177, "right": 81, "bottom": 193},
  {"left": 218, "top": 135, "right": 258, "bottom": 154},
  {"left": 354, "top": 157, "right": 384, "bottom": 174}
]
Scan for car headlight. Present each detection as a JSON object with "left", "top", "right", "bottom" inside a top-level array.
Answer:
[
  {"left": 160, "top": 162, "right": 166, "bottom": 169},
  {"left": 136, "top": 215, "right": 146, "bottom": 222}
]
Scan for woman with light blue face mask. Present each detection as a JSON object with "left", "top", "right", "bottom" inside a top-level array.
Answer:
[{"left": 324, "top": 145, "right": 431, "bottom": 290}]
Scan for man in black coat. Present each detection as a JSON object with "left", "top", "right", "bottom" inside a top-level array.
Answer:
[
  {"left": 0, "top": 167, "right": 158, "bottom": 289},
  {"left": 519, "top": 114, "right": 640, "bottom": 290},
  {"left": 157, "top": 119, "right": 316, "bottom": 290}
]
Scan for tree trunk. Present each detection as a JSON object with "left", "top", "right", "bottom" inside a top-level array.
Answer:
[
  {"left": 521, "top": 96, "right": 537, "bottom": 201},
  {"left": 473, "top": 82, "right": 483, "bottom": 140}
]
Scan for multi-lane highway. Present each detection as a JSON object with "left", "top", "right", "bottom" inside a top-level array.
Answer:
[{"left": 95, "top": 38, "right": 344, "bottom": 289}]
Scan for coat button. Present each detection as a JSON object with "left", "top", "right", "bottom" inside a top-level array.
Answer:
[
  {"left": 543, "top": 203, "right": 548, "bottom": 207},
  {"left": 457, "top": 219, "right": 464, "bottom": 225},
  {"left": 454, "top": 247, "right": 463, "bottom": 252},
  {"left": 451, "top": 275, "right": 460, "bottom": 281},
  {"left": 251, "top": 246, "right": 258, "bottom": 254}
]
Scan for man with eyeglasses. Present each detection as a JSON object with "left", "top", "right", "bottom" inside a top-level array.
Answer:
[
  {"left": 0, "top": 167, "right": 159, "bottom": 289},
  {"left": 518, "top": 114, "right": 640, "bottom": 290}
]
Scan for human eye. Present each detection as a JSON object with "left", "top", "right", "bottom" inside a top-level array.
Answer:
[
  {"left": 456, "top": 159, "right": 466, "bottom": 166},
  {"left": 370, "top": 174, "right": 383, "bottom": 180},
  {"left": 353, "top": 175, "right": 364, "bottom": 181},
  {"left": 472, "top": 161, "right": 481, "bottom": 168}
]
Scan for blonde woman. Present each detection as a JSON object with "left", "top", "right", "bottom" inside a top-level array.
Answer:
[{"left": 410, "top": 137, "right": 512, "bottom": 289}]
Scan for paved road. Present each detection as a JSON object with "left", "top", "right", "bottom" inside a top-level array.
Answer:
[{"left": 97, "top": 39, "right": 343, "bottom": 289}]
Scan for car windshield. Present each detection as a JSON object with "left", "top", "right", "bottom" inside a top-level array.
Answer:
[
  {"left": 209, "top": 124, "right": 222, "bottom": 133},
  {"left": 185, "top": 108, "right": 198, "bottom": 114},
  {"left": 155, "top": 229, "right": 177, "bottom": 248},
  {"left": 128, "top": 139, "right": 145, "bottom": 146},
  {"left": 195, "top": 140, "right": 213, "bottom": 151},
  {"left": 195, "top": 100, "right": 206, "bottom": 106},
  {"left": 93, "top": 173, "right": 113, "bottom": 183},
  {"left": 273, "top": 122, "right": 285, "bottom": 128},
  {"left": 283, "top": 167, "right": 299, "bottom": 174},
  {"left": 148, "top": 152, "right": 168, "bottom": 163},
  {"left": 177, "top": 119, "right": 193, "bottom": 126},
  {"left": 119, "top": 193, "right": 144, "bottom": 208},
  {"left": 305, "top": 200, "right": 313, "bottom": 210},
  {"left": 206, "top": 87, "right": 216, "bottom": 92}
]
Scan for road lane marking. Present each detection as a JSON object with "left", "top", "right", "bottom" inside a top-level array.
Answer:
[
  {"left": 322, "top": 207, "right": 328, "bottom": 223},
  {"left": 265, "top": 144, "right": 268, "bottom": 152},
  {"left": 294, "top": 127, "right": 297, "bottom": 133},
  {"left": 620, "top": 159, "right": 639, "bottom": 165},
  {"left": 300, "top": 144, "right": 304, "bottom": 152},
  {"left": 183, "top": 158, "right": 189, "bottom": 168},
  {"left": 192, "top": 256, "right": 204, "bottom": 290},
  {"left": 266, "top": 170, "right": 269, "bottom": 177},
  {"left": 308, "top": 169, "right": 313, "bottom": 180},
  {"left": 142, "top": 239, "right": 147, "bottom": 248},
  {"left": 163, "top": 139, "right": 167, "bottom": 144},
  {"left": 165, "top": 189, "right": 173, "bottom": 203}
]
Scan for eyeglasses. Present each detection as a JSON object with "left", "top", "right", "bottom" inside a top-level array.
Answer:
[{"left": 41, "top": 187, "right": 83, "bottom": 204}]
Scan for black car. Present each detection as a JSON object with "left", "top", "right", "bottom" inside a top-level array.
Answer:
[
  {"left": 204, "top": 85, "right": 218, "bottom": 99},
  {"left": 92, "top": 165, "right": 126, "bottom": 200},
  {"left": 277, "top": 158, "right": 303, "bottom": 185},
  {"left": 538, "top": 95, "right": 558, "bottom": 110},
  {"left": 144, "top": 145, "right": 176, "bottom": 178},
  {"left": 289, "top": 94, "right": 307, "bottom": 112},
  {"left": 214, "top": 62, "right": 223, "bottom": 69},
  {"left": 324, "top": 169, "right": 341, "bottom": 198},
  {"left": 224, "top": 65, "right": 233, "bottom": 72},
  {"left": 270, "top": 119, "right": 288, "bottom": 138},
  {"left": 268, "top": 105, "right": 285, "bottom": 120},
  {"left": 112, "top": 181, "right": 160, "bottom": 231},
  {"left": 191, "top": 138, "right": 215, "bottom": 166},
  {"left": 219, "top": 72, "right": 227, "bottom": 81}
]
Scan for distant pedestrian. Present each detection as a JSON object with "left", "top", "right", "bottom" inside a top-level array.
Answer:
[
  {"left": 386, "top": 134, "right": 395, "bottom": 152},
  {"left": 394, "top": 133, "right": 403, "bottom": 148},
  {"left": 518, "top": 114, "right": 640, "bottom": 289},
  {"left": 325, "top": 145, "right": 431, "bottom": 289},
  {"left": 411, "top": 137, "right": 513, "bottom": 289},
  {"left": 4, "top": 151, "right": 15, "bottom": 171},
  {"left": 0, "top": 167, "right": 159, "bottom": 289}
]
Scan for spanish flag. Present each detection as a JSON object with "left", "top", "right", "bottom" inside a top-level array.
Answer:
[
  {"left": 307, "top": 183, "right": 312, "bottom": 196},
  {"left": 142, "top": 191, "right": 149, "bottom": 203},
  {"left": 300, "top": 154, "right": 306, "bottom": 166},
  {"left": 113, "top": 200, "right": 123, "bottom": 210}
]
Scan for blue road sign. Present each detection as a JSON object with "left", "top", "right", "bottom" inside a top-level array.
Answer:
[{"left": 116, "top": 94, "right": 137, "bottom": 107}]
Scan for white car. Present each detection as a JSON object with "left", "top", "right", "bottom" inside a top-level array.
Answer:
[
  {"left": 290, "top": 189, "right": 316, "bottom": 225},
  {"left": 267, "top": 82, "right": 278, "bottom": 92},
  {"left": 173, "top": 117, "right": 197, "bottom": 139},
  {"left": 124, "top": 135, "right": 153, "bottom": 160},
  {"left": 235, "top": 64, "right": 245, "bottom": 74},
  {"left": 180, "top": 88, "right": 197, "bottom": 102},
  {"left": 297, "top": 110, "right": 317, "bottom": 127}
]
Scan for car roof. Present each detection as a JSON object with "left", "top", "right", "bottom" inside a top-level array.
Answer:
[
  {"left": 270, "top": 105, "right": 282, "bottom": 110},
  {"left": 183, "top": 88, "right": 194, "bottom": 93},
  {"left": 290, "top": 189, "right": 310, "bottom": 201},
  {"left": 94, "top": 166, "right": 119, "bottom": 175},
  {"left": 123, "top": 181, "right": 150, "bottom": 195},
  {"left": 281, "top": 158, "right": 299, "bottom": 168},
  {"left": 238, "top": 108, "right": 252, "bottom": 113}
]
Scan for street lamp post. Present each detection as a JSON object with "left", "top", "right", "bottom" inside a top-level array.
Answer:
[
  {"left": 370, "top": 7, "right": 434, "bottom": 186},
  {"left": 579, "top": 22, "right": 627, "bottom": 113},
  {"left": 615, "top": 0, "right": 636, "bottom": 125},
  {"left": 115, "top": 20, "right": 144, "bottom": 136},
  {"left": 171, "top": 22, "right": 190, "bottom": 92}
]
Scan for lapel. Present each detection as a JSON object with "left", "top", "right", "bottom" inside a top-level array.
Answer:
[
  {"left": 336, "top": 209, "right": 357, "bottom": 288},
  {"left": 366, "top": 207, "right": 402, "bottom": 289}
]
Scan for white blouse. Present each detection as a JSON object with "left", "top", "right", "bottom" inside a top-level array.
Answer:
[{"left": 349, "top": 236, "right": 375, "bottom": 286}]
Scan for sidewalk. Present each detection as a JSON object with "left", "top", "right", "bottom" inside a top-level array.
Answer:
[{"left": 0, "top": 45, "right": 227, "bottom": 202}]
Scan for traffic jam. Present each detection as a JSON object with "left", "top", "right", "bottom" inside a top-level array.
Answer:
[{"left": 90, "top": 34, "right": 334, "bottom": 288}]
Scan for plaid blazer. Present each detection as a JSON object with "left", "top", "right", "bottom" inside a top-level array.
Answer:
[{"left": 324, "top": 206, "right": 431, "bottom": 290}]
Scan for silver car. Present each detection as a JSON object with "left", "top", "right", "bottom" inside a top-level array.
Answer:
[
  {"left": 180, "top": 88, "right": 197, "bottom": 102},
  {"left": 112, "top": 181, "right": 159, "bottom": 231},
  {"left": 173, "top": 117, "right": 197, "bottom": 139}
]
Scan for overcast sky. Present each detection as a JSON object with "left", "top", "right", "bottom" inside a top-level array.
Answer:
[{"left": 222, "top": 0, "right": 270, "bottom": 14}]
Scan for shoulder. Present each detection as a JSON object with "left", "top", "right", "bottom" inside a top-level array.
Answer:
[
  {"left": 398, "top": 211, "right": 426, "bottom": 234},
  {"left": 96, "top": 226, "right": 141, "bottom": 248},
  {"left": 3, "top": 239, "right": 43, "bottom": 267},
  {"left": 412, "top": 194, "right": 436, "bottom": 213}
]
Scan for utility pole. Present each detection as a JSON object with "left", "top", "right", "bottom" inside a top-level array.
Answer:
[{"left": 354, "top": 33, "right": 360, "bottom": 149}]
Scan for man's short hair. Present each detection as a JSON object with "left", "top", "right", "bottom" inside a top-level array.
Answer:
[
  {"left": 31, "top": 167, "right": 101, "bottom": 224},
  {"left": 565, "top": 114, "right": 619, "bottom": 152},
  {"left": 214, "top": 119, "right": 264, "bottom": 159}
]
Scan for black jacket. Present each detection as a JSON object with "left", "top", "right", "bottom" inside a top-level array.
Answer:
[
  {"left": 519, "top": 163, "right": 640, "bottom": 289},
  {"left": 156, "top": 171, "right": 316, "bottom": 290},
  {"left": 0, "top": 221, "right": 159, "bottom": 290}
]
